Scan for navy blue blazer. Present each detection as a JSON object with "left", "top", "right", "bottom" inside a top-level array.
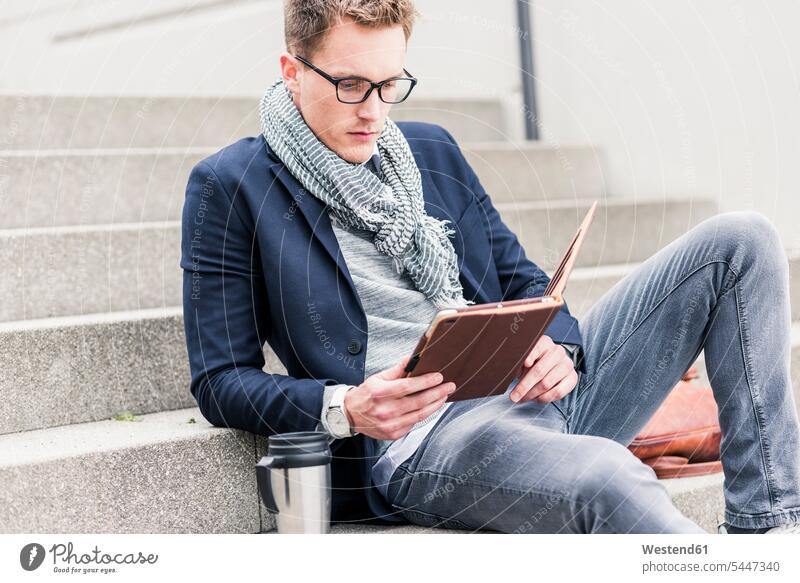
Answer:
[{"left": 180, "top": 121, "right": 585, "bottom": 525}]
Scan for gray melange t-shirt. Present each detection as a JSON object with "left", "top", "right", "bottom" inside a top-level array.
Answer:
[{"left": 329, "top": 211, "right": 454, "bottom": 459}]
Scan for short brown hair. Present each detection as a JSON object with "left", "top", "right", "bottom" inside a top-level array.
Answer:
[{"left": 284, "top": 0, "right": 419, "bottom": 59}]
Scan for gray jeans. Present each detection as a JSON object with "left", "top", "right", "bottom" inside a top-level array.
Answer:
[{"left": 383, "top": 211, "right": 800, "bottom": 533}]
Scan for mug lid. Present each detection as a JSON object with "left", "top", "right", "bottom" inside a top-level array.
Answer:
[{"left": 265, "top": 431, "right": 332, "bottom": 468}]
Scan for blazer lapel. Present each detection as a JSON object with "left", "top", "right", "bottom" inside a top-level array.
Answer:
[
  {"left": 269, "top": 163, "right": 341, "bottom": 266},
  {"left": 269, "top": 162, "right": 367, "bottom": 316}
]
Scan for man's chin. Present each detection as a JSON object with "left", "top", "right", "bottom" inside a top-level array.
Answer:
[{"left": 337, "top": 142, "right": 374, "bottom": 164}]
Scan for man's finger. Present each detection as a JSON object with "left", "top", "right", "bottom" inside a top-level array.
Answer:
[
  {"left": 377, "top": 354, "right": 412, "bottom": 380},
  {"left": 374, "top": 372, "right": 445, "bottom": 399},
  {"left": 511, "top": 346, "right": 560, "bottom": 402},
  {"left": 393, "top": 381, "right": 455, "bottom": 417},
  {"left": 524, "top": 359, "right": 573, "bottom": 400},
  {"left": 381, "top": 395, "right": 449, "bottom": 437},
  {"left": 529, "top": 370, "right": 578, "bottom": 404},
  {"left": 523, "top": 334, "right": 552, "bottom": 367}
]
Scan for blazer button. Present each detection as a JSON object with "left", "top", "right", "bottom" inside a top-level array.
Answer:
[{"left": 347, "top": 340, "right": 362, "bottom": 355}]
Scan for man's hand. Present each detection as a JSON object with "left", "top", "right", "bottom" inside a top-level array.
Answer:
[
  {"left": 343, "top": 355, "right": 455, "bottom": 440},
  {"left": 509, "top": 334, "right": 578, "bottom": 404}
]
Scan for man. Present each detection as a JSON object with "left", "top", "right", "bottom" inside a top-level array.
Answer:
[{"left": 181, "top": 0, "right": 800, "bottom": 533}]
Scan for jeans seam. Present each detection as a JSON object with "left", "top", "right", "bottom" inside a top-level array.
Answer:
[
  {"left": 732, "top": 277, "right": 779, "bottom": 510},
  {"left": 395, "top": 465, "right": 577, "bottom": 503},
  {"left": 550, "top": 400, "right": 569, "bottom": 421},
  {"left": 395, "top": 466, "right": 633, "bottom": 533},
  {"left": 574, "top": 257, "right": 739, "bottom": 408},
  {"left": 725, "top": 506, "right": 800, "bottom": 520},
  {"left": 724, "top": 506, "right": 800, "bottom": 530},
  {"left": 557, "top": 513, "right": 621, "bottom": 534},
  {"left": 396, "top": 507, "right": 472, "bottom": 530},
  {"left": 394, "top": 467, "right": 577, "bottom": 532}
]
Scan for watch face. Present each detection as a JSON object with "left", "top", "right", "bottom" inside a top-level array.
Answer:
[{"left": 328, "top": 409, "right": 350, "bottom": 435}]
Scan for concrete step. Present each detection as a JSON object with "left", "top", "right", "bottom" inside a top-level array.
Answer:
[
  {"left": 393, "top": 99, "right": 507, "bottom": 143},
  {"left": 0, "top": 198, "right": 716, "bottom": 321},
  {"left": 2, "top": 296, "right": 798, "bottom": 439},
  {"left": 0, "top": 148, "right": 200, "bottom": 229},
  {"left": 460, "top": 143, "right": 605, "bottom": 205},
  {"left": 0, "top": 95, "right": 505, "bottom": 150},
  {"left": 0, "top": 407, "right": 267, "bottom": 534},
  {"left": 662, "top": 473, "right": 725, "bottom": 533},
  {"left": 0, "top": 143, "right": 602, "bottom": 229},
  {"left": 0, "top": 404, "right": 723, "bottom": 534},
  {"left": 0, "top": 308, "right": 191, "bottom": 436},
  {"left": 0, "top": 308, "right": 287, "bottom": 436},
  {"left": 0, "top": 222, "right": 181, "bottom": 322},
  {"left": 495, "top": 197, "right": 718, "bottom": 270}
]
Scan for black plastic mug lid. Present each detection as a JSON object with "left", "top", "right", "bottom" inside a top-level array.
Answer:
[
  {"left": 267, "top": 431, "right": 331, "bottom": 458},
  {"left": 261, "top": 431, "right": 332, "bottom": 469}
]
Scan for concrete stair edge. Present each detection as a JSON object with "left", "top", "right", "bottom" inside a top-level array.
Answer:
[
  {"left": 1, "top": 295, "right": 797, "bottom": 441},
  {"left": 0, "top": 407, "right": 268, "bottom": 534},
  {"left": 0, "top": 405, "right": 723, "bottom": 534},
  {"left": 0, "top": 94, "right": 508, "bottom": 149},
  {"left": 0, "top": 142, "right": 605, "bottom": 230}
]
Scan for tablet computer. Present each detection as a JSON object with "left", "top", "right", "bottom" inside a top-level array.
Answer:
[{"left": 402, "top": 200, "right": 597, "bottom": 401}]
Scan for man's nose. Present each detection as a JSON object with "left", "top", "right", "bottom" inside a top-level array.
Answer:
[{"left": 355, "top": 88, "right": 385, "bottom": 121}]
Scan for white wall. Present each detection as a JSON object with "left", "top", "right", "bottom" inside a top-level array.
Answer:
[
  {"left": 533, "top": 0, "right": 800, "bottom": 248},
  {"left": 1, "top": 0, "right": 797, "bottom": 245},
  {"left": 0, "top": 0, "right": 520, "bottom": 99}
]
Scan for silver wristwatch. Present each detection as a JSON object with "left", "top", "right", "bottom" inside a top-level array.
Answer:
[{"left": 324, "top": 384, "right": 356, "bottom": 438}]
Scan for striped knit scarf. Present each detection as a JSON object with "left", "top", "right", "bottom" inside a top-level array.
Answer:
[{"left": 259, "top": 77, "right": 473, "bottom": 309}]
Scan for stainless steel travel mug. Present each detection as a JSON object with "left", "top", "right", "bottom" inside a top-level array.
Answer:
[{"left": 256, "top": 431, "right": 332, "bottom": 534}]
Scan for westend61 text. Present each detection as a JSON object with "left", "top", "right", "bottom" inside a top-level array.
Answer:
[{"left": 642, "top": 544, "right": 708, "bottom": 555}]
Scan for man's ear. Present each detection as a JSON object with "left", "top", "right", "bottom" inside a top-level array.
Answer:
[{"left": 279, "top": 53, "right": 301, "bottom": 94}]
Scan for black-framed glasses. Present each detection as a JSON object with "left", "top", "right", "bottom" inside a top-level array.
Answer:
[{"left": 294, "top": 55, "right": 417, "bottom": 104}]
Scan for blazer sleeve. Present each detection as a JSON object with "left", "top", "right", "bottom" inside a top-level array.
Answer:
[
  {"left": 181, "top": 160, "right": 341, "bottom": 436},
  {"left": 438, "top": 127, "right": 586, "bottom": 373}
]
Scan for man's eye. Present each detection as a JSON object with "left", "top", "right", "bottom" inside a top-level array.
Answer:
[{"left": 340, "top": 79, "right": 365, "bottom": 91}]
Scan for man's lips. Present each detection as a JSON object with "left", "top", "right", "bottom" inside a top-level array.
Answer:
[{"left": 348, "top": 130, "right": 376, "bottom": 142}]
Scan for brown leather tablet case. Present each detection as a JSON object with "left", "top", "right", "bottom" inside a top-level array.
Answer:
[
  {"left": 402, "top": 297, "right": 565, "bottom": 401},
  {"left": 403, "top": 201, "right": 598, "bottom": 402}
]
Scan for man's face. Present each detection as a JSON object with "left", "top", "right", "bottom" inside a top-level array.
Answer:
[{"left": 280, "top": 17, "right": 408, "bottom": 164}]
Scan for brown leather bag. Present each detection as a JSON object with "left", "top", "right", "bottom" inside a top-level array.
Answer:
[{"left": 628, "top": 366, "right": 723, "bottom": 479}]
